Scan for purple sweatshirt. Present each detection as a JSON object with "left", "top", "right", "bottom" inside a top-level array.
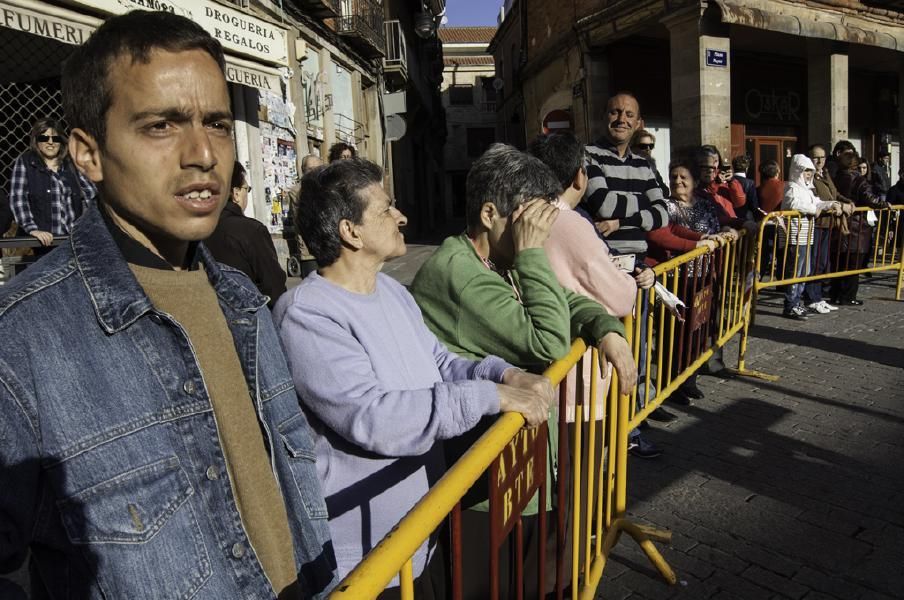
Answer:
[{"left": 272, "top": 272, "right": 510, "bottom": 584}]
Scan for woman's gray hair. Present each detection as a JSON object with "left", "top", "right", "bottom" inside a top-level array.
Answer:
[{"left": 465, "top": 143, "right": 562, "bottom": 230}]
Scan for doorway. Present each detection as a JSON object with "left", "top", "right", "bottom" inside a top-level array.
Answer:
[{"left": 744, "top": 136, "right": 797, "bottom": 185}]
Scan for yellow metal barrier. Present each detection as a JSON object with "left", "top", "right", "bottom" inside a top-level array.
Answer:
[
  {"left": 735, "top": 205, "right": 904, "bottom": 378},
  {"left": 331, "top": 231, "right": 772, "bottom": 599}
]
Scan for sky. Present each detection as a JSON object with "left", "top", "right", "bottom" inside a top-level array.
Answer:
[{"left": 443, "top": 0, "right": 503, "bottom": 27}]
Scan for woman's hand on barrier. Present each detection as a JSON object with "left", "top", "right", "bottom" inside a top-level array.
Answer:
[
  {"left": 598, "top": 332, "right": 637, "bottom": 396},
  {"left": 512, "top": 199, "right": 559, "bottom": 253},
  {"left": 633, "top": 266, "right": 655, "bottom": 290},
  {"left": 696, "top": 239, "right": 717, "bottom": 252},
  {"left": 497, "top": 379, "right": 552, "bottom": 428},
  {"left": 720, "top": 228, "right": 739, "bottom": 242},
  {"left": 503, "top": 368, "right": 555, "bottom": 409},
  {"left": 28, "top": 230, "right": 54, "bottom": 247}
]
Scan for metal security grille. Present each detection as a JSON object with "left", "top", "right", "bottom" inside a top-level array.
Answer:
[
  {"left": 0, "top": 83, "right": 65, "bottom": 195},
  {"left": 0, "top": 27, "right": 74, "bottom": 196}
]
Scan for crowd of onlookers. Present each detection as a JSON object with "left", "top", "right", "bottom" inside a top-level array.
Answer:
[{"left": 2, "top": 12, "right": 901, "bottom": 597}]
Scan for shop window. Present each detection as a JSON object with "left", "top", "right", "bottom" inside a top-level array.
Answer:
[
  {"left": 450, "top": 85, "right": 473, "bottom": 106},
  {"left": 467, "top": 127, "right": 495, "bottom": 158}
]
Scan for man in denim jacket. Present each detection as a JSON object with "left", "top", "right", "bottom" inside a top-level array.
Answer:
[{"left": 0, "top": 11, "right": 336, "bottom": 599}]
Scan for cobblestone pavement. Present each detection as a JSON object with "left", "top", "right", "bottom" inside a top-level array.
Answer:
[{"left": 597, "top": 273, "right": 904, "bottom": 600}]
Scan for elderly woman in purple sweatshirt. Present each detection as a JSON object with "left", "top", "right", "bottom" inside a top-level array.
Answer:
[{"left": 272, "top": 159, "right": 553, "bottom": 597}]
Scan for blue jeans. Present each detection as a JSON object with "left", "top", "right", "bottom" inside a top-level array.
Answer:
[
  {"left": 783, "top": 244, "right": 811, "bottom": 311},
  {"left": 630, "top": 290, "right": 651, "bottom": 442},
  {"left": 803, "top": 228, "right": 830, "bottom": 304}
]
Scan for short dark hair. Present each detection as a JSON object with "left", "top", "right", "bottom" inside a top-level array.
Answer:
[
  {"left": 731, "top": 155, "right": 750, "bottom": 172},
  {"left": 296, "top": 158, "right": 382, "bottom": 267},
  {"left": 832, "top": 140, "right": 855, "bottom": 157},
  {"left": 61, "top": 10, "right": 225, "bottom": 147},
  {"left": 667, "top": 160, "right": 697, "bottom": 184},
  {"left": 697, "top": 145, "right": 722, "bottom": 166},
  {"left": 28, "top": 118, "right": 68, "bottom": 160},
  {"left": 327, "top": 142, "right": 357, "bottom": 162},
  {"left": 837, "top": 151, "right": 860, "bottom": 172},
  {"left": 759, "top": 160, "right": 780, "bottom": 179},
  {"left": 465, "top": 144, "right": 562, "bottom": 230},
  {"left": 527, "top": 132, "right": 584, "bottom": 189},
  {"left": 230, "top": 162, "right": 246, "bottom": 190}
]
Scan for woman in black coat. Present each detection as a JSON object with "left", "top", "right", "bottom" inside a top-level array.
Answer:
[
  {"left": 830, "top": 152, "right": 888, "bottom": 305},
  {"left": 205, "top": 162, "right": 287, "bottom": 307}
]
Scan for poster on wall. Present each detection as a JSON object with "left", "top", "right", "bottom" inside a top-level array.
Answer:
[{"left": 260, "top": 121, "right": 298, "bottom": 232}]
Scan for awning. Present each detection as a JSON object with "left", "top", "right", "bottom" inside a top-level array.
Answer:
[{"left": 713, "top": 0, "right": 904, "bottom": 52}]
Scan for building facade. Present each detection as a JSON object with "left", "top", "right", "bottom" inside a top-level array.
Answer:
[
  {"left": 0, "top": 0, "right": 445, "bottom": 241},
  {"left": 439, "top": 25, "right": 496, "bottom": 229},
  {"left": 492, "top": 0, "right": 904, "bottom": 182}
]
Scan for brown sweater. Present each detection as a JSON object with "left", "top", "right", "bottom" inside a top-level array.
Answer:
[{"left": 130, "top": 265, "right": 298, "bottom": 598}]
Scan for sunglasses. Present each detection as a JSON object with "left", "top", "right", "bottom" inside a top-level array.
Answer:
[
  {"left": 636, "top": 143, "right": 654, "bottom": 150},
  {"left": 36, "top": 135, "right": 63, "bottom": 143}
]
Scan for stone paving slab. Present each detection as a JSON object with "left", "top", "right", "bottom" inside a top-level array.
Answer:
[{"left": 596, "top": 273, "right": 904, "bottom": 599}]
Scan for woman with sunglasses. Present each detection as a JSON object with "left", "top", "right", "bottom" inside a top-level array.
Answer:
[
  {"left": 631, "top": 129, "right": 669, "bottom": 198},
  {"left": 8, "top": 118, "right": 96, "bottom": 254}
]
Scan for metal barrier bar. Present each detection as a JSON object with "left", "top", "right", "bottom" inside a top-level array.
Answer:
[
  {"left": 735, "top": 206, "right": 904, "bottom": 380},
  {"left": 333, "top": 230, "right": 789, "bottom": 599}
]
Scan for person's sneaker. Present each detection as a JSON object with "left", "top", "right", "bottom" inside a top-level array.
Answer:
[
  {"left": 628, "top": 435, "right": 663, "bottom": 459},
  {"left": 807, "top": 301, "right": 831, "bottom": 314},
  {"left": 783, "top": 305, "right": 809, "bottom": 321},
  {"left": 819, "top": 300, "right": 839, "bottom": 311}
]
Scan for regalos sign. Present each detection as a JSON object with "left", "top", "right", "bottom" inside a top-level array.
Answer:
[{"left": 71, "top": 0, "right": 288, "bottom": 65}]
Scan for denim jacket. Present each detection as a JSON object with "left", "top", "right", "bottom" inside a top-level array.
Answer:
[{"left": 0, "top": 207, "right": 337, "bottom": 599}]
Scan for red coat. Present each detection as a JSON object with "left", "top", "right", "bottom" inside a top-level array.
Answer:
[{"left": 758, "top": 178, "right": 784, "bottom": 213}]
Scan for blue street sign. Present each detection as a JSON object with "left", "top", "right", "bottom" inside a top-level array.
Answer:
[{"left": 706, "top": 49, "right": 728, "bottom": 67}]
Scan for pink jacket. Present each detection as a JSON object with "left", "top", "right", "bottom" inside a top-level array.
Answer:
[{"left": 544, "top": 201, "right": 637, "bottom": 317}]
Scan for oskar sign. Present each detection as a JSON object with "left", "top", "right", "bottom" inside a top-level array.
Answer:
[{"left": 489, "top": 425, "right": 547, "bottom": 539}]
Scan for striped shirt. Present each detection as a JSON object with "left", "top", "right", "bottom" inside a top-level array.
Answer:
[{"left": 583, "top": 139, "right": 669, "bottom": 258}]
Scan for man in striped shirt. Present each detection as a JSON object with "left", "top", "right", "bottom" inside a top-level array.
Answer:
[
  {"left": 583, "top": 93, "right": 669, "bottom": 261},
  {"left": 582, "top": 93, "right": 668, "bottom": 459}
]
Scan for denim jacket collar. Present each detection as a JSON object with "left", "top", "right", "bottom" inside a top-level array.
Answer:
[{"left": 71, "top": 206, "right": 268, "bottom": 334}]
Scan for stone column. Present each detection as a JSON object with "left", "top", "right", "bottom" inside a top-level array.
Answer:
[
  {"left": 665, "top": 11, "right": 731, "bottom": 156},
  {"left": 807, "top": 40, "right": 848, "bottom": 150}
]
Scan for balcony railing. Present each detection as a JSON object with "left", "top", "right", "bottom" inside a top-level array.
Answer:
[
  {"left": 337, "top": 0, "right": 385, "bottom": 57},
  {"left": 383, "top": 20, "right": 408, "bottom": 84},
  {"left": 292, "top": 0, "right": 340, "bottom": 18}
]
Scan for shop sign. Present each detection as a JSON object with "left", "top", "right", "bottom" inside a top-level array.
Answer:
[
  {"left": 705, "top": 49, "right": 728, "bottom": 68},
  {"left": 67, "top": 0, "right": 288, "bottom": 65},
  {"left": 744, "top": 88, "right": 801, "bottom": 123},
  {"left": 225, "top": 57, "right": 280, "bottom": 91},
  {"left": 0, "top": 0, "right": 98, "bottom": 46}
]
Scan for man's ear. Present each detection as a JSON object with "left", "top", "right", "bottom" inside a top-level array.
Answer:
[
  {"left": 69, "top": 128, "right": 102, "bottom": 183},
  {"left": 337, "top": 218, "right": 364, "bottom": 250},
  {"left": 573, "top": 167, "right": 588, "bottom": 193},
  {"left": 478, "top": 202, "right": 498, "bottom": 230}
]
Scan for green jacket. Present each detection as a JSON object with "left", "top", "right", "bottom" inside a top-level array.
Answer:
[{"left": 410, "top": 234, "right": 625, "bottom": 513}]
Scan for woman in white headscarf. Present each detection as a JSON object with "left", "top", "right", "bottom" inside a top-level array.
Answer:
[{"left": 779, "top": 154, "right": 841, "bottom": 320}]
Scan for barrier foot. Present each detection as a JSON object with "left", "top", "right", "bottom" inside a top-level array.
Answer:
[
  {"left": 725, "top": 367, "right": 779, "bottom": 382},
  {"left": 613, "top": 519, "right": 678, "bottom": 585}
]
